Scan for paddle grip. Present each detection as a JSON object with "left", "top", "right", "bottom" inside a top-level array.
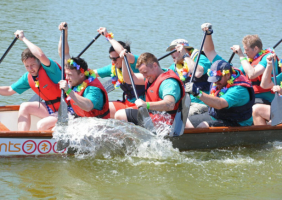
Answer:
[{"left": 189, "top": 31, "right": 208, "bottom": 83}]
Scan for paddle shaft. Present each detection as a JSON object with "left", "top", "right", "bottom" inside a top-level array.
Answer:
[
  {"left": 228, "top": 52, "right": 235, "bottom": 63},
  {"left": 272, "top": 58, "right": 278, "bottom": 85},
  {"left": 189, "top": 31, "right": 208, "bottom": 83},
  {"left": 0, "top": 37, "right": 18, "bottom": 64},
  {"left": 61, "top": 29, "right": 66, "bottom": 92},
  {"left": 77, "top": 33, "right": 101, "bottom": 58},
  {"left": 158, "top": 49, "right": 176, "bottom": 61},
  {"left": 124, "top": 55, "right": 139, "bottom": 99},
  {"left": 273, "top": 38, "right": 282, "bottom": 49}
]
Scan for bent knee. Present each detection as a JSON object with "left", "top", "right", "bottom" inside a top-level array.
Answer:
[{"left": 114, "top": 109, "right": 127, "bottom": 121}]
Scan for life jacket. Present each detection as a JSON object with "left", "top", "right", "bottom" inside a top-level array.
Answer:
[
  {"left": 145, "top": 69, "right": 185, "bottom": 124},
  {"left": 116, "top": 67, "right": 146, "bottom": 101},
  {"left": 28, "top": 65, "right": 61, "bottom": 112},
  {"left": 208, "top": 69, "right": 255, "bottom": 122},
  {"left": 69, "top": 78, "right": 110, "bottom": 119},
  {"left": 174, "top": 49, "right": 211, "bottom": 91},
  {"left": 248, "top": 51, "right": 279, "bottom": 94}
]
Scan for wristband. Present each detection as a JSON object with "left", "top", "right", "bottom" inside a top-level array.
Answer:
[
  {"left": 66, "top": 88, "right": 72, "bottom": 95},
  {"left": 240, "top": 57, "right": 247, "bottom": 62},
  {"left": 146, "top": 102, "right": 150, "bottom": 110},
  {"left": 196, "top": 90, "right": 203, "bottom": 99},
  {"left": 105, "top": 32, "right": 114, "bottom": 41},
  {"left": 206, "top": 29, "right": 213, "bottom": 35}
]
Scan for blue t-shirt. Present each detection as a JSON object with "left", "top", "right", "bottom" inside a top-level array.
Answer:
[
  {"left": 158, "top": 78, "right": 181, "bottom": 102},
  {"left": 11, "top": 58, "right": 61, "bottom": 94},
  {"left": 83, "top": 86, "right": 104, "bottom": 110},
  {"left": 214, "top": 54, "right": 275, "bottom": 102},
  {"left": 169, "top": 54, "right": 211, "bottom": 104},
  {"left": 96, "top": 54, "right": 144, "bottom": 102},
  {"left": 96, "top": 54, "right": 139, "bottom": 78}
]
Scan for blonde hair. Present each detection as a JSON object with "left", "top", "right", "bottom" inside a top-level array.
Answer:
[{"left": 242, "top": 35, "right": 262, "bottom": 50}]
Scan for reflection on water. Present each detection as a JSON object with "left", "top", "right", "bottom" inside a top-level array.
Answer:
[{"left": 1, "top": 0, "right": 282, "bottom": 198}]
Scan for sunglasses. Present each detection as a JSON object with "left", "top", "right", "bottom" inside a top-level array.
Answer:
[{"left": 109, "top": 56, "right": 120, "bottom": 62}]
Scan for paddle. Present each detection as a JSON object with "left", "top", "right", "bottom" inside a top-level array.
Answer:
[
  {"left": 228, "top": 52, "right": 235, "bottom": 64},
  {"left": 270, "top": 58, "right": 282, "bottom": 126},
  {"left": 77, "top": 33, "right": 101, "bottom": 58},
  {"left": 0, "top": 37, "right": 18, "bottom": 64},
  {"left": 57, "top": 26, "right": 68, "bottom": 126},
  {"left": 123, "top": 54, "right": 156, "bottom": 134},
  {"left": 169, "top": 30, "right": 208, "bottom": 137},
  {"left": 158, "top": 49, "right": 176, "bottom": 61}
]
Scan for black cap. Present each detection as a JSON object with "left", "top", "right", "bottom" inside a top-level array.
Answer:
[{"left": 207, "top": 60, "right": 232, "bottom": 82}]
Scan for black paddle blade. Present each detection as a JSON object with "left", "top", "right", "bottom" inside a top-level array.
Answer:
[
  {"left": 56, "top": 139, "right": 70, "bottom": 151},
  {"left": 169, "top": 94, "right": 191, "bottom": 137},
  {"left": 102, "top": 79, "right": 115, "bottom": 93},
  {"left": 137, "top": 107, "right": 156, "bottom": 134},
  {"left": 57, "top": 98, "right": 69, "bottom": 125},
  {"left": 271, "top": 93, "right": 282, "bottom": 126}
]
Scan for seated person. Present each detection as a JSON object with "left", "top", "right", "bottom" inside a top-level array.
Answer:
[
  {"left": 185, "top": 60, "right": 255, "bottom": 128},
  {"left": 167, "top": 39, "right": 211, "bottom": 116},
  {"left": 253, "top": 53, "right": 280, "bottom": 125}
]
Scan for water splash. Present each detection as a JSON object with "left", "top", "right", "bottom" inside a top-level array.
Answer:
[{"left": 53, "top": 117, "right": 180, "bottom": 159}]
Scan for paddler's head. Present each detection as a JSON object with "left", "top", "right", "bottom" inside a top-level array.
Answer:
[
  {"left": 109, "top": 41, "right": 131, "bottom": 69},
  {"left": 136, "top": 52, "right": 162, "bottom": 83},
  {"left": 167, "top": 39, "right": 194, "bottom": 65},
  {"left": 65, "top": 57, "right": 88, "bottom": 87},
  {"left": 207, "top": 60, "right": 233, "bottom": 90},
  {"left": 242, "top": 35, "right": 262, "bottom": 60},
  {"left": 21, "top": 48, "right": 41, "bottom": 76}
]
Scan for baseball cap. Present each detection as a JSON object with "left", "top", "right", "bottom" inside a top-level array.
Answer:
[
  {"left": 166, "top": 39, "right": 194, "bottom": 52},
  {"left": 207, "top": 60, "right": 232, "bottom": 82}
]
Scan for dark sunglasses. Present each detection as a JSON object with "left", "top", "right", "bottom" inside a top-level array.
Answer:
[{"left": 109, "top": 56, "right": 120, "bottom": 62}]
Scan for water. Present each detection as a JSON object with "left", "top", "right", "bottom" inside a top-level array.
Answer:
[{"left": 1, "top": 0, "right": 282, "bottom": 199}]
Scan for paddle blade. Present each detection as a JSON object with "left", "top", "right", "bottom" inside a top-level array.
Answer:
[
  {"left": 137, "top": 107, "right": 156, "bottom": 134},
  {"left": 271, "top": 93, "right": 282, "bottom": 126},
  {"left": 169, "top": 94, "right": 191, "bottom": 137},
  {"left": 102, "top": 79, "right": 115, "bottom": 93},
  {"left": 57, "top": 98, "right": 69, "bottom": 125}
]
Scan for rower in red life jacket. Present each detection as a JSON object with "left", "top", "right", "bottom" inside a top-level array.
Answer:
[
  {"left": 115, "top": 51, "right": 185, "bottom": 126},
  {"left": 0, "top": 30, "right": 62, "bottom": 131},
  {"left": 58, "top": 23, "right": 109, "bottom": 119},
  {"left": 253, "top": 53, "right": 281, "bottom": 125}
]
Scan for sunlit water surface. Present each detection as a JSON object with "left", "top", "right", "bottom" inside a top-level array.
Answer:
[{"left": 1, "top": 0, "right": 282, "bottom": 199}]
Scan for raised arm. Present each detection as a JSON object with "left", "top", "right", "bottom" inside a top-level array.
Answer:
[
  {"left": 120, "top": 49, "right": 145, "bottom": 85},
  {"left": 14, "top": 30, "right": 50, "bottom": 66},
  {"left": 261, "top": 54, "right": 276, "bottom": 89},
  {"left": 58, "top": 22, "right": 71, "bottom": 61},
  {"left": 97, "top": 27, "right": 135, "bottom": 63},
  {"left": 201, "top": 23, "right": 217, "bottom": 62}
]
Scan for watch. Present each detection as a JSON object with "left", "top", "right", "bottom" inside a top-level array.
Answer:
[{"left": 183, "top": 53, "right": 190, "bottom": 59}]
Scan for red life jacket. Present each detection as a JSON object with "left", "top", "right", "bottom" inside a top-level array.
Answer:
[
  {"left": 28, "top": 65, "right": 61, "bottom": 112},
  {"left": 145, "top": 70, "right": 185, "bottom": 124},
  {"left": 69, "top": 78, "right": 110, "bottom": 119},
  {"left": 248, "top": 51, "right": 273, "bottom": 94}
]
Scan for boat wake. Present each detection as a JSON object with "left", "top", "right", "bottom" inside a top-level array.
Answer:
[{"left": 52, "top": 117, "right": 179, "bottom": 159}]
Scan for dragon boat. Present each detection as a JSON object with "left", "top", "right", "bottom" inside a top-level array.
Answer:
[{"left": 1, "top": 105, "right": 282, "bottom": 157}]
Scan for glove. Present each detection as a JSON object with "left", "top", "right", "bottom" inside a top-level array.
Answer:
[
  {"left": 201, "top": 23, "right": 213, "bottom": 35},
  {"left": 185, "top": 82, "right": 200, "bottom": 97}
]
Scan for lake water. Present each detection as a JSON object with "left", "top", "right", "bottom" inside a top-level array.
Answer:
[{"left": 1, "top": 0, "right": 282, "bottom": 199}]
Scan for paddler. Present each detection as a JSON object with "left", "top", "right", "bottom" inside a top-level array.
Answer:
[
  {"left": 115, "top": 51, "right": 185, "bottom": 126},
  {"left": 230, "top": 31, "right": 279, "bottom": 105},
  {"left": 0, "top": 30, "right": 62, "bottom": 131},
  {"left": 253, "top": 53, "right": 280, "bottom": 125},
  {"left": 58, "top": 23, "right": 110, "bottom": 119},
  {"left": 166, "top": 39, "right": 212, "bottom": 116},
  {"left": 184, "top": 24, "right": 255, "bottom": 128},
  {"left": 94, "top": 27, "right": 145, "bottom": 118}
]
